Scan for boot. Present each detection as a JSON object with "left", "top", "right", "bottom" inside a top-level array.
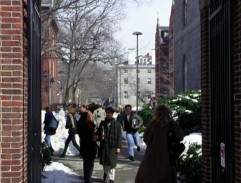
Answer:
[
  {"left": 103, "top": 173, "right": 107, "bottom": 182},
  {"left": 49, "top": 147, "right": 54, "bottom": 156},
  {"left": 129, "top": 156, "right": 135, "bottom": 161},
  {"left": 109, "top": 180, "right": 114, "bottom": 183}
]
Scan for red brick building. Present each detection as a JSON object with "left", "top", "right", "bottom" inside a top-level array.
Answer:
[
  {"left": 41, "top": 1, "right": 60, "bottom": 109},
  {"left": 0, "top": 0, "right": 42, "bottom": 182},
  {"left": 155, "top": 21, "right": 170, "bottom": 98},
  {"left": 201, "top": 0, "right": 241, "bottom": 182}
]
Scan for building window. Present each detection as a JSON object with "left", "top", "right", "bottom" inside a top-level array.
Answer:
[
  {"left": 146, "top": 91, "right": 152, "bottom": 98},
  {"left": 147, "top": 69, "right": 151, "bottom": 73},
  {"left": 163, "top": 79, "right": 168, "bottom": 84},
  {"left": 124, "top": 91, "right": 128, "bottom": 99},
  {"left": 163, "top": 63, "right": 168, "bottom": 68},
  {"left": 124, "top": 69, "right": 128, "bottom": 73},
  {"left": 183, "top": 0, "right": 188, "bottom": 26},
  {"left": 124, "top": 78, "right": 128, "bottom": 84},
  {"left": 147, "top": 78, "right": 151, "bottom": 84},
  {"left": 182, "top": 55, "right": 187, "bottom": 91}
]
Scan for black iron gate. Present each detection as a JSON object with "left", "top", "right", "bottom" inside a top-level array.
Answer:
[
  {"left": 28, "top": 0, "right": 42, "bottom": 182},
  {"left": 209, "top": 0, "right": 234, "bottom": 182}
]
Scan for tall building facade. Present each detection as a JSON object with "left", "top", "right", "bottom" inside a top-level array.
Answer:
[
  {"left": 155, "top": 23, "right": 170, "bottom": 98},
  {"left": 117, "top": 50, "right": 156, "bottom": 109},
  {"left": 171, "top": 0, "right": 201, "bottom": 93}
]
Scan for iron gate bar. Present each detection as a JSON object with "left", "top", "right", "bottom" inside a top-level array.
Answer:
[
  {"left": 27, "top": 0, "right": 42, "bottom": 182},
  {"left": 209, "top": 0, "right": 234, "bottom": 182}
]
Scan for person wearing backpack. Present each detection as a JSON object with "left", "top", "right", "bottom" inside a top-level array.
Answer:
[
  {"left": 135, "top": 105, "right": 184, "bottom": 183},
  {"left": 43, "top": 105, "right": 60, "bottom": 155},
  {"left": 60, "top": 105, "right": 80, "bottom": 157}
]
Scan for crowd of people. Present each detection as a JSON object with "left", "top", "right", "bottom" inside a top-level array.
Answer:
[{"left": 43, "top": 103, "right": 183, "bottom": 183}]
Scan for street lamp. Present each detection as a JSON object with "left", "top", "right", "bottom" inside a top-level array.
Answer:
[{"left": 133, "top": 31, "right": 142, "bottom": 113}]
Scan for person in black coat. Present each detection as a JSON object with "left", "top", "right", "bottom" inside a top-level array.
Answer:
[
  {"left": 43, "top": 107, "right": 54, "bottom": 154},
  {"left": 60, "top": 106, "right": 80, "bottom": 157},
  {"left": 78, "top": 111, "right": 97, "bottom": 183}
]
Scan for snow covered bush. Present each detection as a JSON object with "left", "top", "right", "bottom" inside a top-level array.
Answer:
[
  {"left": 139, "top": 90, "right": 201, "bottom": 135},
  {"left": 177, "top": 133, "right": 202, "bottom": 183}
]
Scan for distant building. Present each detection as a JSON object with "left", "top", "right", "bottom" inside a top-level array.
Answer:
[
  {"left": 171, "top": 0, "right": 201, "bottom": 93},
  {"left": 155, "top": 22, "right": 170, "bottom": 98},
  {"left": 117, "top": 50, "right": 156, "bottom": 109},
  {"left": 41, "top": 1, "right": 60, "bottom": 108}
]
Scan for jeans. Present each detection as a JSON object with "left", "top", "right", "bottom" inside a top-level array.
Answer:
[
  {"left": 44, "top": 134, "right": 52, "bottom": 148},
  {"left": 126, "top": 132, "right": 141, "bottom": 157},
  {"left": 62, "top": 134, "right": 80, "bottom": 155},
  {"left": 83, "top": 158, "right": 94, "bottom": 183}
]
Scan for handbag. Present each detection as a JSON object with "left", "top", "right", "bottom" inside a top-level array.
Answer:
[{"left": 167, "top": 122, "right": 185, "bottom": 159}]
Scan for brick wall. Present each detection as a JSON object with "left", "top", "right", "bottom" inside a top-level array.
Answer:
[
  {"left": 233, "top": 0, "right": 241, "bottom": 182},
  {"left": 0, "top": 0, "right": 28, "bottom": 182},
  {"left": 201, "top": 0, "right": 241, "bottom": 182},
  {"left": 200, "top": 1, "right": 211, "bottom": 182}
]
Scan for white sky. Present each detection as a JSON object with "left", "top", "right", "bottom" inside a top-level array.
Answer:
[
  {"left": 114, "top": 0, "right": 172, "bottom": 55},
  {"left": 41, "top": 109, "right": 201, "bottom": 183}
]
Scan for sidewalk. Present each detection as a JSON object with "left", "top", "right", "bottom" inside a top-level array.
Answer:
[{"left": 52, "top": 143, "right": 145, "bottom": 183}]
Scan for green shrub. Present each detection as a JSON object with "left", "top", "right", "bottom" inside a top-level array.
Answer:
[
  {"left": 139, "top": 90, "right": 201, "bottom": 136},
  {"left": 177, "top": 144, "right": 202, "bottom": 183},
  {"left": 138, "top": 105, "right": 153, "bottom": 133},
  {"left": 41, "top": 142, "right": 52, "bottom": 170}
]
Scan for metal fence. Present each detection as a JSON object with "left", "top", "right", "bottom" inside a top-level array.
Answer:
[
  {"left": 27, "top": 0, "right": 42, "bottom": 182},
  {"left": 209, "top": 0, "right": 234, "bottom": 182}
]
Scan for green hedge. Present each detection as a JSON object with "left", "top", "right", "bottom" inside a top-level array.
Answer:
[{"left": 139, "top": 90, "right": 201, "bottom": 136}]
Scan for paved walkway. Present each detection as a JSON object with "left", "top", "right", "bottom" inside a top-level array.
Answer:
[{"left": 52, "top": 143, "right": 145, "bottom": 183}]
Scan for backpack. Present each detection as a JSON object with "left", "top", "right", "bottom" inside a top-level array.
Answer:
[
  {"left": 48, "top": 115, "right": 59, "bottom": 135},
  {"left": 167, "top": 123, "right": 185, "bottom": 160}
]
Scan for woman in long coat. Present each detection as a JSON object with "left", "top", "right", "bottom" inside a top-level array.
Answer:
[
  {"left": 78, "top": 111, "right": 96, "bottom": 183},
  {"left": 135, "top": 105, "right": 183, "bottom": 183}
]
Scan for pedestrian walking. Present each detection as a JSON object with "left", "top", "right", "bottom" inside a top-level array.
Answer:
[
  {"left": 43, "top": 104, "right": 60, "bottom": 155},
  {"left": 76, "top": 104, "right": 93, "bottom": 155},
  {"left": 93, "top": 104, "right": 106, "bottom": 128},
  {"left": 135, "top": 105, "right": 184, "bottom": 183},
  {"left": 116, "top": 107, "right": 126, "bottom": 127},
  {"left": 93, "top": 107, "right": 122, "bottom": 183},
  {"left": 123, "top": 104, "right": 143, "bottom": 161},
  {"left": 78, "top": 111, "right": 97, "bottom": 183},
  {"left": 60, "top": 105, "right": 80, "bottom": 157}
]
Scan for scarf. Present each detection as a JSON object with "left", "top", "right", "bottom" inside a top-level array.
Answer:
[
  {"left": 103, "top": 118, "right": 117, "bottom": 148},
  {"left": 69, "top": 114, "right": 75, "bottom": 128}
]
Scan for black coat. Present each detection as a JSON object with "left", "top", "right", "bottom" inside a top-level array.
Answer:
[
  {"left": 65, "top": 114, "right": 77, "bottom": 135},
  {"left": 43, "top": 112, "right": 53, "bottom": 135},
  {"left": 78, "top": 112, "right": 97, "bottom": 159}
]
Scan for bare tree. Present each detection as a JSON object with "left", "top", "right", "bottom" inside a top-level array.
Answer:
[
  {"left": 40, "top": 0, "right": 146, "bottom": 106},
  {"left": 55, "top": 0, "right": 127, "bottom": 105}
]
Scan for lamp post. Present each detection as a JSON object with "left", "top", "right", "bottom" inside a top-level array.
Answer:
[{"left": 133, "top": 31, "right": 142, "bottom": 113}]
